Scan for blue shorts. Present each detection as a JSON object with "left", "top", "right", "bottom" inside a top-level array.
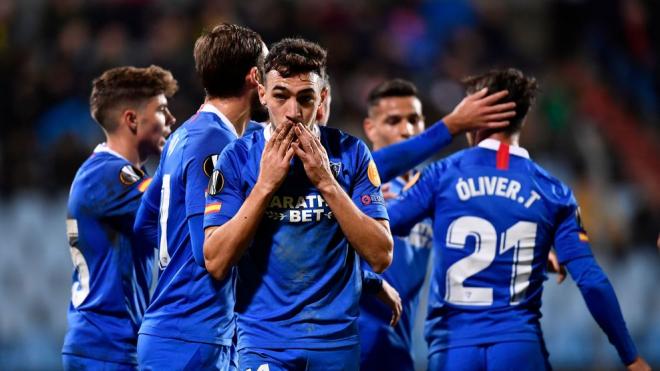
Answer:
[
  {"left": 137, "top": 333, "right": 236, "bottom": 370},
  {"left": 62, "top": 354, "right": 137, "bottom": 371},
  {"left": 428, "top": 341, "right": 550, "bottom": 371},
  {"left": 238, "top": 345, "right": 360, "bottom": 371}
]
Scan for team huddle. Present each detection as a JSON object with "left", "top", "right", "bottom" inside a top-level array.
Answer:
[{"left": 62, "top": 23, "right": 650, "bottom": 371}]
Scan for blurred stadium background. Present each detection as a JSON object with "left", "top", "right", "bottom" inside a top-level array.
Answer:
[{"left": 0, "top": 0, "right": 658, "bottom": 370}]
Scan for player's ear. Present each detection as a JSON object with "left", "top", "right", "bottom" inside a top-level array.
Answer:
[
  {"left": 258, "top": 79, "right": 267, "bottom": 106},
  {"left": 121, "top": 109, "right": 139, "bottom": 133},
  {"left": 246, "top": 66, "right": 260, "bottom": 89}
]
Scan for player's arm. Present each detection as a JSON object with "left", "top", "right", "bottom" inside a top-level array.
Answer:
[
  {"left": 372, "top": 89, "right": 516, "bottom": 183},
  {"left": 554, "top": 198, "right": 647, "bottom": 368},
  {"left": 293, "top": 123, "right": 393, "bottom": 273},
  {"left": 387, "top": 165, "right": 438, "bottom": 236},
  {"left": 203, "top": 122, "right": 296, "bottom": 280},
  {"left": 133, "top": 173, "right": 160, "bottom": 248},
  {"left": 361, "top": 269, "right": 402, "bottom": 326},
  {"left": 183, "top": 135, "right": 232, "bottom": 268}
]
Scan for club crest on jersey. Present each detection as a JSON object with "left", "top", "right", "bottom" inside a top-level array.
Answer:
[
  {"left": 367, "top": 160, "right": 381, "bottom": 187},
  {"left": 203, "top": 154, "right": 220, "bottom": 177},
  {"left": 208, "top": 169, "right": 224, "bottom": 196},
  {"left": 329, "top": 161, "right": 342, "bottom": 178},
  {"left": 119, "top": 165, "right": 144, "bottom": 185}
]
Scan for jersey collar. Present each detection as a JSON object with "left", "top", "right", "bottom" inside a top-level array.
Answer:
[
  {"left": 477, "top": 138, "right": 530, "bottom": 159},
  {"left": 263, "top": 122, "right": 321, "bottom": 142},
  {"left": 93, "top": 143, "right": 130, "bottom": 162},
  {"left": 199, "top": 103, "right": 238, "bottom": 138}
]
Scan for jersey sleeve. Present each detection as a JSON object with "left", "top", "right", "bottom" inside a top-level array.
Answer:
[
  {"left": 134, "top": 165, "right": 162, "bottom": 249},
  {"left": 101, "top": 161, "right": 154, "bottom": 236},
  {"left": 372, "top": 120, "right": 451, "bottom": 183},
  {"left": 203, "top": 142, "right": 246, "bottom": 228},
  {"left": 183, "top": 130, "right": 233, "bottom": 218},
  {"left": 361, "top": 269, "right": 384, "bottom": 295},
  {"left": 566, "top": 256, "right": 638, "bottom": 364},
  {"left": 387, "top": 162, "right": 439, "bottom": 236},
  {"left": 350, "top": 139, "right": 389, "bottom": 220},
  {"left": 552, "top": 189, "right": 594, "bottom": 264}
]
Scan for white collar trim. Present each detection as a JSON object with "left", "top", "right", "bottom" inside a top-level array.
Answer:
[
  {"left": 93, "top": 143, "right": 130, "bottom": 162},
  {"left": 199, "top": 103, "right": 238, "bottom": 138},
  {"left": 477, "top": 138, "right": 530, "bottom": 159},
  {"left": 263, "top": 123, "right": 321, "bottom": 142}
]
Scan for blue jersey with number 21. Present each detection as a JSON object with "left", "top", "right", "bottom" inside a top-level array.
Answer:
[{"left": 388, "top": 139, "right": 595, "bottom": 354}]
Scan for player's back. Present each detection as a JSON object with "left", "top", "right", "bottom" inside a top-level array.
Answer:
[
  {"left": 139, "top": 109, "right": 236, "bottom": 345},
  {"left": 420, "top": 139, "right": 579, "bottom": 352},
  {"left": 63, "top": 145, "right": 154, "bottom": 364}
]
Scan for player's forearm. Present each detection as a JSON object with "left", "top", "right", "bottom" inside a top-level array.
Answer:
[
  {"left": 567, "top": 256, "right": 639, "bottom": 365},
  {"left": 203, "top": 183, "right": 272, "bottom": 280},
  {"left": 134, "top": 201, "right": 159, "bottom": 249},
  {"left": 372, "top": 121, "right": 451, "bottom": 183},
  {"left": 319, "top": 180, "right": 393, "bottom": 273}
]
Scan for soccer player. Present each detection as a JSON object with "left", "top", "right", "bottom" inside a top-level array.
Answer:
[
  {"left": 133, "top": 24, "right": 265, "bottom": 370},
  {"left": 386, "top": 68, "right": 650, "bottom": 371},
  {"left": 63, "top": 65, "right": 177, "bottom": 370},
  {"left": 359, "top": 78, "right": 527, "bottom": 370},
  {"left": 203, "top": 38, "right": 393, "bottom": 370}
]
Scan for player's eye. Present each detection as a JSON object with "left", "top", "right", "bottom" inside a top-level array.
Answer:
[
  {"left": 408, "top": 115, "right": 421, "bottom": 124},
  {"left": 385, "top": 116, "right": 401, "bottom": 125},
  {"left": 298, "top": 95, "right": 315, "bottom": 105},
  {"left": 273, "top": 93, "right": 287, "bottom": 101}
]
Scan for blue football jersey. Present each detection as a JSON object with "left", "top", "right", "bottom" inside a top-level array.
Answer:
[
  {"left": 63, "top": 144, "right": 154, "bottom": 364},
  {"left": 138, "top": 105, "right": 237, "bottom": 345},
  {"left": 359, "top": 174, "right": 433, "bottom": 369},
  {"left": 204, "top": 124, "right": 389, "bottom": 350},
  {"left": 242, "top": 120, "right": 265, "bottom": 137},
  {"left": 387, "top": 139, "right": 594, "bottom": 354}
]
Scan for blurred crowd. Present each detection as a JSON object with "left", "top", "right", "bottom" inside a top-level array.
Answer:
[{"left": 1, "top": 0, "right": 658, "bottom": 250}]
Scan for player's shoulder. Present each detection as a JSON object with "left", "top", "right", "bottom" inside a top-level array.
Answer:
[
  {"left": 70, "top": 148, "right": 147, "bottom": 205},
  {"left": 319, "top": 125, "right": 367, "bottom": 152},
  {"left": 429, "top": 147, "right": 470, "bottom": 173},
  {"left": 182, "top": 112, "right": 236, "bottom": 146},
  {"left": 526, "top": 160, "right": 575, "bottom": 205}
]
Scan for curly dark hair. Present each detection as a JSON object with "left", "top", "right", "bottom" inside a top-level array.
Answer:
[
  {"left": 194, "top": 23, "right": 264, "bottom": 98},
  {"left": 463, "top": 68, "right": 539, "bottom": 134},
  {"left": 367, "top": 78, "right": 418, "bottom": 109},
  {"left": 263, "top": 38, "right": 327, "bottom": 80},
  {"left": 90, "top": 65, "right": 178, "bottom": 132}
]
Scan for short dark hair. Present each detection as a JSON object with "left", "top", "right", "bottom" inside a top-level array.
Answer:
[
  {"left": 367, "top": 78, "right": 418, "bottom": 109},
  {"left": 90, "top": 65, "right": 178, "bottom": 132},
  {"left": 463, "top": 68, "right": 539, "bottom": 134},
  {"left": 194, "top": 23, "right": 264, "bottom": 98},
  {"left": 263, "top": 38, "right": 327, "bottom": 81}
]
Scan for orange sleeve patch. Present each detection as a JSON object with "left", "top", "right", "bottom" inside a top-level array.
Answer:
[
  {"left": 578, "top": 232, "right": 589, "bottom": 242},
  {"left": 137, "top": 178, "right": 153, "bottom": 192},
  {"left": 205, "top": 202, "right": 222, "bottom": 215}
]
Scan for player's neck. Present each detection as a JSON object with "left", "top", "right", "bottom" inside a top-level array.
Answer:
[
  {"left": 205, "top": 97, "right": 251, "bottom": 136},
  {"left": 106, "top": 135, "right": 141, "bottom": 167},
  {"left": 483, "top": 132, "right": 519, "bottom": 147}
]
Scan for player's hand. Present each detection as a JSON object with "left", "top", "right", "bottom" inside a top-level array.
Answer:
[
  {"left": 376, "top": 279, "right": 402, "bottom": 327},
  {"left": 291, "top": 123, "right": 335, "bottom": 190},
  {"left": 626, "top": 356, "right": 651, "bottom": 371},
  {"left": 443, "top": 88, "right": 516, "bottom": 135},
  {"left": 381, "top": 184, "right": 397, "bottom": 200},
  {"left": 256, "top": 121, "right": 296, "bottom": 194},
  {"left": 547, "top": 250, "right": 566, "bottom": 284}
]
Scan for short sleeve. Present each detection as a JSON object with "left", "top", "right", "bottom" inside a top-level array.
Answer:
[
  {"left": 183, "top": 130, "right": 233, "bottom": 218},
  {"left": 203, "top": 141, "right": 246, "bottom": 228},
  {"left": 350, "top": 140, "right": 389, "bottom": 220},
  {"left": 553, "top": 191, "right": 594, "bottom": 264},
  {"left": 387, "top": 163, "right": 439, "bottom": 236}
]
